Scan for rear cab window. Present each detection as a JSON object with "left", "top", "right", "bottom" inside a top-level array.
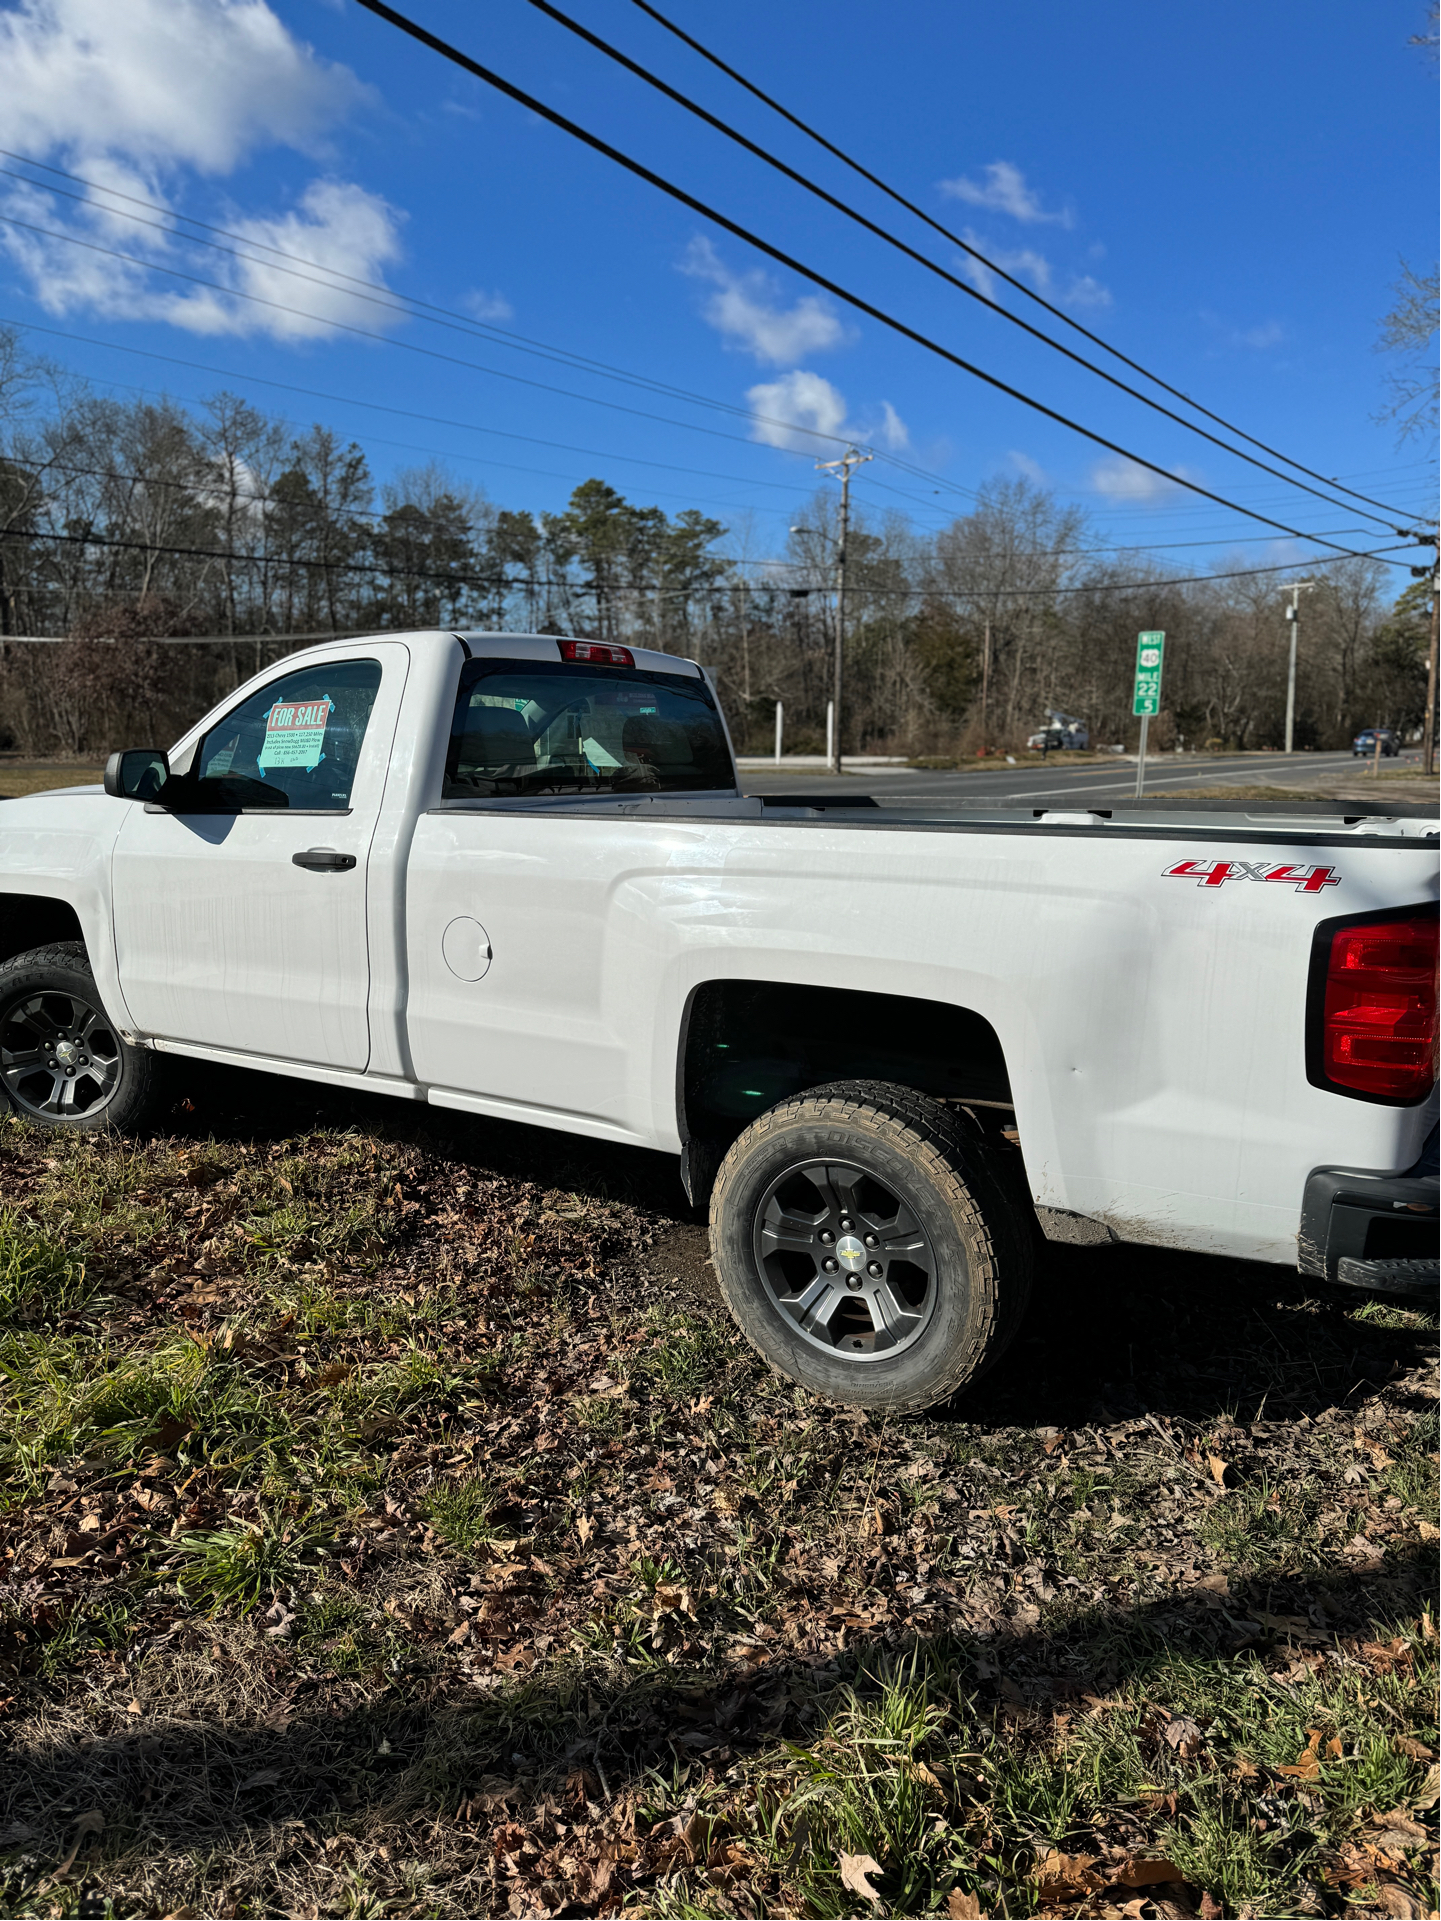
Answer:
[{"left": 443, "top": 655, "right": 734, "bottom": 799}]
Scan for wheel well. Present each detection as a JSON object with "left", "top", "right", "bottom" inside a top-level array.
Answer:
[
  {"left": 0, "top": 896, "right": 86, "bottom": 967},
  {"left": 679, "top": 980, "right": 1012, "bottom": 1156}
]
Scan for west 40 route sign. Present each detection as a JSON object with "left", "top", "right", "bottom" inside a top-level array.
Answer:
[{"left": 1133, "top": 631, "right": 1165, "bottom": 716}]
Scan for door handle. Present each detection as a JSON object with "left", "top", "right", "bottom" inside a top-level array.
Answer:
[{"left": 292, "top": 848, "right": 357, "bottom": 872}]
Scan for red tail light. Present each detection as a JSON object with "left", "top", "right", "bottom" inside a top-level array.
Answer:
[
  {"left": 1313, "top": 910, "right": 1438, "bottom": 1101},
  {"left": 558, "top": 640, "right": 634, "bottom": 668}
]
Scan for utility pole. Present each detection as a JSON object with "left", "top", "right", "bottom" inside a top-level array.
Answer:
[
  {"left": 1279, "top": 581, "right": 1315, "bottom": 754},
  {"left": 815, "top": 446, "right": 872, "bottom": 775},
  {"left": 981, "top": 617, "right": 991, "bottom": 734}
]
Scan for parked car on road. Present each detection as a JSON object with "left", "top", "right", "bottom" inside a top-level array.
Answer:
[
  {"left": 1, "top": 630, "right": 1437, "bottom": 1408},
  {"left": 1354, "top": 728, "right": 1400, "bottom": 757},
  {"left": 1026, "top": 708, "right": 1090, "bottom": 752}
]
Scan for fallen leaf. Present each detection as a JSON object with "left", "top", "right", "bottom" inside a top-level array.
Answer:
[
  {"left": 1369, "top": 1811, "right": 1430, "bottom": 1842},
  {"left": 576, "top": 1514, "right": 595, "bottom": 1545},
  {"left": 839, "top": 1852, "right": 886, "bottom": 1904},
  {"left": 1206, "top": 1453, "right": 1228, "bottom": 1485},
  {"left": 1395, "top": 1737, "right": 1435, "bottom": 1761},
  {"left": 1373, "top": 1885, "right": 1425, "bottom": 1918},
  {"left": 945, "top": 1892, "right": 983, "bottom": 1919},
  {"left": 54, "top": 1809, "right": 103, "bottom": 1878},
  {"left": 1033, "top": 1850, "right": 1105, "bottom": 1902},
  {"left": 1198, "top": 1896, "right": 1223, "bottom": 1919},
  {"left": 463, "top": 1775, "right": 519, "bottom": 1814},
  {"left": 1115, "top": 1858, "right": 1186, "bottom": 1887},
  {"left": 1162, "top": 1715, "right": 1204, "bottom": 1758}
]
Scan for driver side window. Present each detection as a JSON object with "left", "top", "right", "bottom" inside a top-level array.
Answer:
[{"left": 189, "top": 659, "right": 382, "bottom": 811}]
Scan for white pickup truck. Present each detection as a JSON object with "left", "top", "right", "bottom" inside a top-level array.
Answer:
[{"left": 2, "top": 630, "right": 1436, "bottom": 1408}]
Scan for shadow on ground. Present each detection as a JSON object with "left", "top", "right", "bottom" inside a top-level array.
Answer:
[{"left": 0, "top": 1552, "right": 1430, "bottom": 1911}]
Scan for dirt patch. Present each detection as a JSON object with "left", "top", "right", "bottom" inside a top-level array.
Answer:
[{"left": 639, "top": 1220, "right": 722, "bottom": 1308}]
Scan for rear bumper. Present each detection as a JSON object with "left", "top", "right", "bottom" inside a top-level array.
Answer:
[{"left": 1299, "top": 1127, "right": 1438, "bottom": 1296}]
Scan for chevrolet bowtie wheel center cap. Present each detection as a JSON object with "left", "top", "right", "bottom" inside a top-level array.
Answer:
[{"left": 836, "top": 1235, "right": 867, "bottom": 1273}]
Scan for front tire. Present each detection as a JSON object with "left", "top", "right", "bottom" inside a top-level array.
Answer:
[
  {"left": 710, "top": 1081, "right": 1032, "bottom": 1411},
  {"left": 0, "top": 943, "right": 159, "bottom": 1132}
]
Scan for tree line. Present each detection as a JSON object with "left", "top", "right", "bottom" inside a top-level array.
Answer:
[{"left": 0, "top": 328, "right": 1429, "bottom": 759}]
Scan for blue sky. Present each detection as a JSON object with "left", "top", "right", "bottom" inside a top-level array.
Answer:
[{"left": 0, "top": 0, "right": 1434, "bottom": 583}]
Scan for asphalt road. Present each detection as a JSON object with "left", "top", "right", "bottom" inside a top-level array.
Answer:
[{"left": 738, "top": 749, "right": 1364, "bottom": 804}]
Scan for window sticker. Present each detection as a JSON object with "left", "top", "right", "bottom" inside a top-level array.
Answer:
[
  {"left": 258, "top": 696, "right": 333, "bottom": 774},
  {"left": 581, "top": 735, "right": 624, "bottom": 769}
]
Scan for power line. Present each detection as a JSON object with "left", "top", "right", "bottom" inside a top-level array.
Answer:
[
  {"left": 624, "top": 0, "right": 1430, "bottom": 527},
  {"left": 0, "top": 207, "right": 980, "bottom": 525},
  {"left": 4, "top": 147, "right": 1431, "bottom": 537},
  {"left": 348, "top": 0, "right": 1424, "bottom": 568},
  {"left": 0, "top": 319, "right": 1415, "bottom": 585},
  {"left": 1, "top": 521, "right": 1409, "bottom": 595},
  {"left": 8, "top": 451, "right": 1394, "bottom": 569},
  {"left": 5, "top": 149, "right": 1429, "bottom": 536},
  {"left": 516, "top": 0, "right": 1415, "bottom": 535},
  {"left": 0, "top": 147, "right": 943, "bottom": 485}
]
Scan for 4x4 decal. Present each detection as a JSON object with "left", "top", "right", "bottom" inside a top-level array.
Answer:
[{"left": 1163, "top": 858, "right": 1341, "bottom": 893}]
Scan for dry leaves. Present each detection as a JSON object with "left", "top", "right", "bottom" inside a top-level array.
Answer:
[{"left": 838, "top": 1852, "right": 886, "bottom": 1905}]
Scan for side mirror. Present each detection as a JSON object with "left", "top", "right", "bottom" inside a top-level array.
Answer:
[{"left": 104, "top": 748, "right": 170, "bottom": 802}]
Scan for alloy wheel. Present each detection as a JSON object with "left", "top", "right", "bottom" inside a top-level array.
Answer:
[{"left": 752, "top": 1157, "right": 940, "bottom": 1362}]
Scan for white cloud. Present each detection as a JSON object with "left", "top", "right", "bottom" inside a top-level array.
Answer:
[
  {"left": 938, "top": 161, "right": 1072, "bottom": 227},
  {"left": 1199, "top": 310, "right": 1287, "bottom": 352},
  {"left": 958, "top": 230, "right": 1112, "bottom": 310},
  {"left": 0, "top": 0, "right": 369, "bottom": 172},
  {"left": 744, "top": 370, "right": 907, "bottom": 455},
  {"left": 4, "top": 176, "right": 405, "bottom": 339},
  {"left": 682, "top": 236, "right": 845, "bottom": 365},
  {"left": 462, "top": 288, "right": 514, "bottom": 323},
  {"left": 746, "top": 370, "right": 849, "bottom": 451},
  {"left": 0, "top": 0, "right": 403, "bottom": 342},
  {"left": 958, "top": 230, "right": 1054, "bottom": 300},
  {"left": 1091, "top": 458, "right": 1196, "bottom": 503},
  {"left": 1008, "top": 451, "right": 1048, "bottom": 484},
  {"left": 873, "top": 401, "right": 909, "bottom": 451},
  {"left": 1064, "top": 274, "right": 1112, "bottom": 310}
]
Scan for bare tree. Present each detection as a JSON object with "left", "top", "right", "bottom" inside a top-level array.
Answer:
[{"left": 1376, "top": 258, "right": 1440, "bottom": 443}]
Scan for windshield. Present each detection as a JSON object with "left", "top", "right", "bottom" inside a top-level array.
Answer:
[{"left": 443, "top": 658, "right": 734, "bottom": 798}]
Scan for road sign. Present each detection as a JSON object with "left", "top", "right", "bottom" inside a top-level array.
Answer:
[{"left": 1133, "top": 631, "right": 1165, "bottom": 716}]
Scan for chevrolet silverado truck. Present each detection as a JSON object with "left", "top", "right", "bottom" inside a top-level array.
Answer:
[{"left": 1, "top": 629, "right": 1436, "bottom": 1409}]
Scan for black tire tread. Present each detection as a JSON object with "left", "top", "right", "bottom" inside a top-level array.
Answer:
[
  {"left": 0, "top": 941, "right": 159, "bottom": 1132},
  {"left": 710, "top": 1078, "right": 1032, "bottom": 1411}
]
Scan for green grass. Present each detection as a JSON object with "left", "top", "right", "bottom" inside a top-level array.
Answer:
[
  {"left": 0, "top": 1109, "right": 1435, "bottom": 1920},
  {"left": 642, "top": 1629, "right": 1439, "bottom": 1919}
]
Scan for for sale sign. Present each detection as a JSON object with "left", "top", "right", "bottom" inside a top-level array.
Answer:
[
  {"left": 1133, "top": 632, "right": 1165, "bottom": 717},
  {"left": 258, "top": 695, "right": 333, "bottom": 773}
]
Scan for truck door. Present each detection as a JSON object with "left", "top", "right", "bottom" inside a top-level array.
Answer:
[{"left": 111, "top": 646, "right": 407, "bottom": 1070}]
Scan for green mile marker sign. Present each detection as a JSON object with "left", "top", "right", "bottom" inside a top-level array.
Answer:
[{"left": 1133, "top": 631, "right": 1165, "bottom": 716}]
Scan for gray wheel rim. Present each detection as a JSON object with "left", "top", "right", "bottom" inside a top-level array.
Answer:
[
  {"left": 1, "top": 988, "right": 122, "bottom": 1120},
  {"left": 752, "top": 1156, "right": 941, "bottom": 1363}
]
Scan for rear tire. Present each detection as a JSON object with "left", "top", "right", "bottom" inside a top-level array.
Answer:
[
  {"left": 710, "top": 1080, "right": 1032, "bottom": 1411},
  {"left": 0, "top": 943, "right": 159, "bottom": 1132}
]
